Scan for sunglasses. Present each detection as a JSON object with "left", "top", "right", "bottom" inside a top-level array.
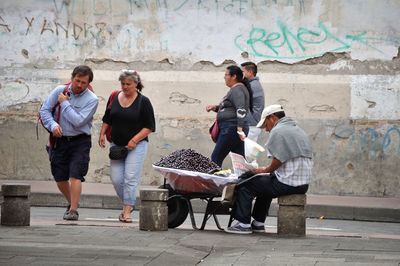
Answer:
[{"left": 121, "top": 69, "right": 138, "bottom": 74}]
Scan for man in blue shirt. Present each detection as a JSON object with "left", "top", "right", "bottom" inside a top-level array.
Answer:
[{"left": 40, "top": 65, "right": 98, "bottom": 220}]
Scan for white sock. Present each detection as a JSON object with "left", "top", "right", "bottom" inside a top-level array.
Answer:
[{"left": 252, "top": 220, "right": 264, "bottom": 226}]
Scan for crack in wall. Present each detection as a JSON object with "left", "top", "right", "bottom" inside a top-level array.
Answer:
[{"left": 169, "top": 92, "right": 201, "bottom": 105}]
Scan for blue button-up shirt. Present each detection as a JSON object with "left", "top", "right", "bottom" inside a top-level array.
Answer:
[{"left": 39, "top": 84, "right": 98, "bottom": 136}]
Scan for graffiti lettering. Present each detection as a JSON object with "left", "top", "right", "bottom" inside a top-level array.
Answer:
[
  {"left": 345, "top": 32, "right": 389, "bottom": 53},
  {"left": 55, "top": 21, "right": 69, "bottom": 38},
  {"left": 130, "top": 0, "right": 149, "bottom": 9},
  {"left": 53, "top": 0, "right": 69, "bottom": 14},
  {"left": 17, "top": 16, "right": 110, "bottom": 46},
  {"left": 0, "top": 16, "right": 11, "bottom": 33},
  {"left": 156, "top": 0, "right": 168, "bottom": 9},
  {"left": 41, "top": 19, "right": 54, "bottom": 35},
  {"left": 25, "top": 17, "right": 34, "bottom": 35},
  {"left": 50, "top": 0, "right": 305, "bottom": 16},
  {"left": 84, "top": 23, "right": 95, "bottom": 38},
  {"left": 335, "top": 126, "right": 400, "bottom": 160},
  {"left": 234, "top": 20, "right": 399, "bottom": 60},
  {"left": 235, "top": 20, "right": 351, "bottom": 59},
  {"left": 174, "top": 0, "right": 188, "bottom": 11},
  {"left": 0, "top": 13, "right": 173, "bottom": 51},
  {"left": 382, "top": 127, "right": 400, "bottom": 154},
  {"left": 73, "top": 23, "right": 83, "bottom": 40}
]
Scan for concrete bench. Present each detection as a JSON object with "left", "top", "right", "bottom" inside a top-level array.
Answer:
[
  {"left": 277, "top": 194, "right": 307, "bottom": 237},
  {"left": 139, "top": 188, "right": 168, "bottom": 231},
  {"left": 1, "top": 183, "right": 31, "bottom": 226}
]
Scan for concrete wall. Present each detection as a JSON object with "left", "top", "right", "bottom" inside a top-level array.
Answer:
[{"left": 0, "top": 0, "right": 399, "bottom": 197}]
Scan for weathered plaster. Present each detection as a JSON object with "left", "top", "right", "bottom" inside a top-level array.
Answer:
[
  {"left": 1, "top": 0, "right": 399, "bottom": 65},
  {"left": 0, "top": 0, "right": 399, "bottom": 197}
]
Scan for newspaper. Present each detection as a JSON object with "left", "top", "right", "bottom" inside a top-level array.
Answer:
[{"left": 229, "top": 152, "right": 258, "bottom": 177}]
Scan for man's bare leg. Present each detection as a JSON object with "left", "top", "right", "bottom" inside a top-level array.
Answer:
[
  {"left": 69, "top": 178, "right": 81, "bottom": 211},
  {"left": 56, "top": 181, "right": 71, "bottom": 206}
]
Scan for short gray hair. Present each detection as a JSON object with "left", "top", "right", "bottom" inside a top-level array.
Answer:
[{"left": 119, "top": 69, "right": 144, "bottom": 91}]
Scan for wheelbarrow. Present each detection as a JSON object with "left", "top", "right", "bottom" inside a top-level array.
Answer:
[{"left": 153, "top": 165, "right": 237, "bottom": 230}]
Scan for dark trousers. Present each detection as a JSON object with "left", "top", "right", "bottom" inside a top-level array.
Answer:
[
  {"left": 211, "top": 122, "right": 249, "bottom": 167},
  {"left": 232, "top": 173, "right": 308, "bottom": 224}
]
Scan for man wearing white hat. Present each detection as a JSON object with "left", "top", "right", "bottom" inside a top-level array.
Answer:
[{"left": 225, "top": 104, "right": 313, "bottom": 234}]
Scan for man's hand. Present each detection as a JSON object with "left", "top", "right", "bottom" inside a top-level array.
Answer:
[
  {"left": 254, "top": 167, "right": 267, "bottom": 174},
  {"left": 237, "top": 130, "right": 246, "bottom": 141},
  {"left": 52, "top": 125, "right": 63, "bottom": 138},
  {"left": 58, "top": 92, "right": 69, "bottom": 103},
  {"left": 206, "top": 105, "right": 217, "bottom": 112},
  {"left": 238, "top": 170, "right": 255, "bottom": 180}
]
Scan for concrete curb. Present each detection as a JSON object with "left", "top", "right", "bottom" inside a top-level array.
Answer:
[{"left": 26, "top": 192, "right": 400, "bottom": 223}]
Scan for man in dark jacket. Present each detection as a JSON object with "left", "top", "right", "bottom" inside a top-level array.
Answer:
[{"left": 241, "top": 62, "right": 265, "bottom": 142}]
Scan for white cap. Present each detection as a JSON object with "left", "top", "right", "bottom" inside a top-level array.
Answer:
[{"left": 256, "top": 104, "right": 285, "bottom": 128}]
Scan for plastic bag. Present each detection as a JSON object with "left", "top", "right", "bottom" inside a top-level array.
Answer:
[{"left": 244, "top": 138, "right": 265, "bottom": 163}]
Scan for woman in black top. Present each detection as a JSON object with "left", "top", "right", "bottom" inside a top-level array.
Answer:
[
  {"left": 99, "top": 70, "right": 155, "bottom": 223},
  {"left": 206, "top": 65, "right": 252, "bottom": 167}
]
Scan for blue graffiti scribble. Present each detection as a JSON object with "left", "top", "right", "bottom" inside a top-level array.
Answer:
[
  {"left": 334, "top": 126, "right": 400, "bottom": 160},
  {"left": 382, "top": 127, "right": 400, "bottom": 154}
]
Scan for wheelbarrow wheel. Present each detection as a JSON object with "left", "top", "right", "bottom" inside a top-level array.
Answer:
[
  {"left": 167, "top": 196, "right": 189, "bottom": 228},
  {"left": 158, "top": 184, "right": 189, "bottom": 228}
]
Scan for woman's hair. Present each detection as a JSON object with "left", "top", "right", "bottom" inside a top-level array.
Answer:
[
  {"left": 119, "top": 69, "right": 144, "bottom": 92},
  {"left": 226, "top": 65, "right": 253, "bottom": 113}
]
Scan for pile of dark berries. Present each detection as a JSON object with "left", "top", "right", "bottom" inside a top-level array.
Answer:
[{"left": 154, "top": 148, "right": 220, "bottom": 173}]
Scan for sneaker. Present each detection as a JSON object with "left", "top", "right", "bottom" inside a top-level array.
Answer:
[
  {"left": 63, "top": 205, "right": 71, "bottom": 220},
  {"left": 251, "top": 221, "right": 265, "bottom": 233},
  {"left": 64, "top": 209, "right": 79, "bottom": 221},
  {"left": 224, "top": 223, "right": 252, "bottom": 235}
]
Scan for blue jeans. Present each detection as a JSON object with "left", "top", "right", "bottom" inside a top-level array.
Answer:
[
  {"left": 109, "top": 141, "right": 148, "bottom": 206},
  {"left": 211, "top": 121, "right": 249, "bottom": 167}
]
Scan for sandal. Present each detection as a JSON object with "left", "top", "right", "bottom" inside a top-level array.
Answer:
[
  {"left": 118, "top": 212, "right": 132, "bottom": 223},
  {"left": 122, "top": 217, "right": 132, "bottom": 223}
]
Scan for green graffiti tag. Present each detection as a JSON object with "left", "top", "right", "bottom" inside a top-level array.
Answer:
[
  {"left": 234, "top": 20, "right": 394, "bottom": 60},
  {"left": 344, "top": 32, "right": 391, "bottom": 53}
]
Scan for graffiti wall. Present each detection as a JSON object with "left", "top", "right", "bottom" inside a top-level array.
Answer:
[
  {"left": 0, "top": 0, "right": 399, "bottom": 65},
  {"left": 0, "top": 0, "right": 399, "bottom": 197}
]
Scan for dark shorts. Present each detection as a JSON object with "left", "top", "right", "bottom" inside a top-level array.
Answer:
[{"left": 50, "top": 134, "right": 91, "bottom": 182}]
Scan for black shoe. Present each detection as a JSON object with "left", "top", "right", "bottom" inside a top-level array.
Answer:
[
  {"left": 251, "top": 221, "right": 265, "bottom": 233},
  {"left": 64, "top": 209, "right": 79, "bottom": 221},
  {"left": 224, "top": 222, "right": 252, "bottom": 235},
  {"left": 63, "top": 205, "right": 71, "bottom": 220}
]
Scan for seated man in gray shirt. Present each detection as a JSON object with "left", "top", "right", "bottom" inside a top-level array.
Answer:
[{"left": 225, "top": 104, "right": 313, "bottom": 234}]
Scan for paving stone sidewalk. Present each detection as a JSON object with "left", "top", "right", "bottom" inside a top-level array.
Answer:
[{"left": 0, "top": 207, "right": 399, "bottom": 266}]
